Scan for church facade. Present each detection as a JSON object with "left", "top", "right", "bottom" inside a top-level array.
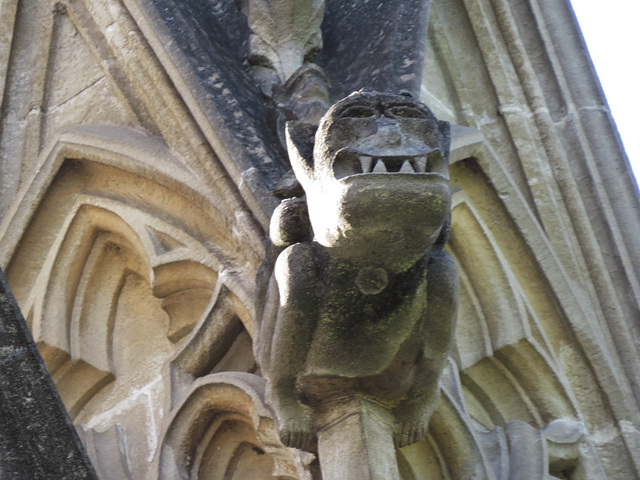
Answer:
[{"left": 1, "top": 0, "right": 639, "bottom": 478}]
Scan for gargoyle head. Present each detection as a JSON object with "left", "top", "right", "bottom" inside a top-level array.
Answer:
[{"left": 286, "top": 91, "right": 452, "bottom": 268}]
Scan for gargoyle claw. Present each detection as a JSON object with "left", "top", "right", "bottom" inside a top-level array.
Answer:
[
  {"left": 279, "top": 418, "right": 316, "bottom": 451},
  {"left": 394, "top": 421, "right": 429, "bottom": 448}
]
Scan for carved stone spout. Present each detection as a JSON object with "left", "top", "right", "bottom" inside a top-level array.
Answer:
[{"left": 255, "top": 91, "right": 458, "bottom": 477}]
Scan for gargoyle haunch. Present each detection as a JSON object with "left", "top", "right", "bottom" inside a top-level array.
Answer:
[{"left": 255, "top": 91, "right": 459, "bottom": 451}]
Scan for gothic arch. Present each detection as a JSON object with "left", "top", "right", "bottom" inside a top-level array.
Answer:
[{"left": 1, "top": 125, "right": 262, "bottom": 478}]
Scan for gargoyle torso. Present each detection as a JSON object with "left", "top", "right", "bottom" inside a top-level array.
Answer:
[{"left": 255, "top": 91, "right": 459, "bottom": 450}]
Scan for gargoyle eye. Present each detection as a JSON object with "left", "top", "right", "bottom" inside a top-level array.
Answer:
[
  {"left": 387, "top": 106, "right": 428, "bottom": 118},
  {"left": 340, "top": 105, "right": 377, "bottom": 119}
]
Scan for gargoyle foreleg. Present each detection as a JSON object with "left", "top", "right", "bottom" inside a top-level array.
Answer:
[
  {"left": 393, "top": 249, "right": 459, "bottom": 448},
  {"left": 265, "top": 243, "right": 319, "bottom": 450}
]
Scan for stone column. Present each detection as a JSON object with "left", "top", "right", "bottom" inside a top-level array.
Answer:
[{"left": 316, "top": 396, "right": 401, "bottom": 480}]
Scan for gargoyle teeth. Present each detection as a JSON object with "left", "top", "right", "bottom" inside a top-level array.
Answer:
[
  {"left": 338, "top": 154, "right": 432, "bottom": 176},
  {"left": 399, "top": 161, "right": 413, "bottom": 173},
  {"left": 359, "top": 155, "right": 373, "bottom": 173},
  {"left": 373, "top": 159, "right": 388, "bottom": 173},
  {"left": 412, "top": 156, "right": 427, "bottom": 173}
]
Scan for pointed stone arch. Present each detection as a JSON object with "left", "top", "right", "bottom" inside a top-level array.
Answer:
[
  {"left": 0, "top": 125, "right": 263, "bottom": 478},
  {"left": 158, "top": 373, "right": 309, "bottom": 480}
]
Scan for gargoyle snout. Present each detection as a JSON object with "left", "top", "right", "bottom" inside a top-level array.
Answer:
[{"left": 374, "top": 118, "right": 404, "bottom": 147}]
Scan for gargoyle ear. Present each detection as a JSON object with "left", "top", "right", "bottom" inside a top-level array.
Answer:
[
  {"left": 286, "top": 121, "right": 317, "bottom": 182},
  {"left": 438, "top": 120, "right": 451, "bottom": 161},
  {"left": 433, "top": 212, "right": 451, "bottom": 250}
]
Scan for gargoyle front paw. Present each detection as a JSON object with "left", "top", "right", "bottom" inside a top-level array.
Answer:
[
  {"left": 394, "top": 421, "right": 429, "bottom": 448},
  {"left": 279, "top": 418, "right": 316, "bottom": 451}
]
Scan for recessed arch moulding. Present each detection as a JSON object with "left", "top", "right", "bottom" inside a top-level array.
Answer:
[{"left": 0, "top": 123, "right": 274, "bottom": 479}]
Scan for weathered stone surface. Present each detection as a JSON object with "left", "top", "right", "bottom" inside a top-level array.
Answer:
[
  {"left": 0, "top": 268, "right": 97, "bottom": 479},
  {"left": 1, "top": 0, "right": 639, "bottom": 478},
  {"left": 243, "top": 0, "right": 325, "bottom": 88},
  {"left": 320, "top": 0, "right": 431, "bottom": 98},
  {"left": 316, "top": 396, "right": 400, "bottom": 480},
  {"left": 147, "top": 0, "right": 287, "bottom": 188}
]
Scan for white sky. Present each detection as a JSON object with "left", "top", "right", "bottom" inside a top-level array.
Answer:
[{"left": 570, "top": 1, "right": 640, "bottom": 178}]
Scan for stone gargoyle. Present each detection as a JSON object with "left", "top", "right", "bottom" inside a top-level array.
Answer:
[{"left": 255, "top": 91, "right": 459, "bottom": 452}]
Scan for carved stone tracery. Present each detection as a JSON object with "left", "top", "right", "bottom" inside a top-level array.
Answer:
[{"left": 0, "top": 0, "right": 639, "bottom": 478}]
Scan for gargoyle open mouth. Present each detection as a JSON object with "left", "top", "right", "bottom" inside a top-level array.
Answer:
[{"left": 332, "top": 149, "right": 448, "bottom": 180}]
